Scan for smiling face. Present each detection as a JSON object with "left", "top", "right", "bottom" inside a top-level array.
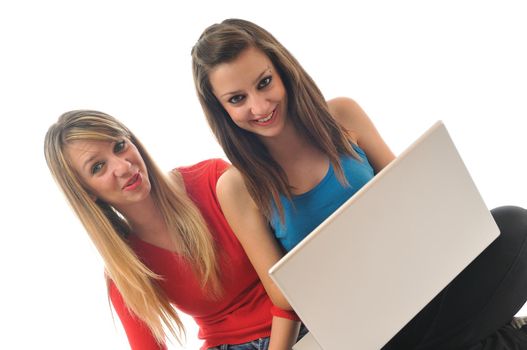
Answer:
[
  {"left": 65, "top": 138, "right": 151, "bottom": 212},
  {"left": 209, "top": 46, "right": 288, "bottom": 140}
]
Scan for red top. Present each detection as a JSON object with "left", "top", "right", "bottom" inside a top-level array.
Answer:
[{"left": 109, "top": 159, "right": 273, "bottom": 349}]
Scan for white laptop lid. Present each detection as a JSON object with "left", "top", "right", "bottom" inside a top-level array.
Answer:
[{"left": 269, "top": 121, "right": 500, "bottom": 350}]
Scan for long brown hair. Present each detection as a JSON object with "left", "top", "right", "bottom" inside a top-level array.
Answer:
[
  {"left": 44, "top": 110, "right": 221, "bottom": 344},
  {"left": 191, "top": 18, "right": 358, "bottom": 220}
]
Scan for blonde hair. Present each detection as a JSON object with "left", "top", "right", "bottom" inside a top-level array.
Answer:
[
  {"left": 44, "top": 110, "right": 221, "bottom": 344},
  {"left": 192, "top": 18, "right": 359, "bottom": 221}
]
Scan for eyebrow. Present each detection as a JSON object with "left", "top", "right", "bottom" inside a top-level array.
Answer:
[
  {"left": 82, "top": 155, "right": 97, "bottom": 172},
  {"left": 219, "top": 66, "right": 272, "bottom": 98}
]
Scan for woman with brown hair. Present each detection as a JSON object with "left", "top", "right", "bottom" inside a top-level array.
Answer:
[{"left": 191, "top": 18, "right": 527, "bottom": 349}]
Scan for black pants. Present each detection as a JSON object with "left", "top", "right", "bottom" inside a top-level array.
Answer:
[{"left": 383, "top": 206, "right": 527, "bottom": 350}]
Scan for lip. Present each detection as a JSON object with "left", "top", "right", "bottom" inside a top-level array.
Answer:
[
  {"left": 252, "top": 108, "right": 277, "bottom": 126},
  {"left": 122, "top": 173, "right": 142, "bottom": 191}
]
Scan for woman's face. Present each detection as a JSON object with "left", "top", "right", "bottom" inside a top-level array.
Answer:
[
  {"left": 65, "top": 137, "right": 151, "bottom": 211},
  {"left": 209, "top": 46, "right": 288, "bottom": 139}
]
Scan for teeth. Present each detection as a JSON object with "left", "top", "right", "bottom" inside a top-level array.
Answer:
[{"left": 257, "top": 112, "right": 273, "bottom": 123}]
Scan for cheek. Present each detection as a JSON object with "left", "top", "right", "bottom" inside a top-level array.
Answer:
[
  {"left": 277, "top": 88, "right": 288, "bottom": 111},
  {"left": 273, "top": 76, "right": 287, "bottom": 99},
  {"left": 224, "top": 106, "right": 246, "bottom": 124},
  {"left": 276, "top": 84, "right": 287, "bottom": 100},
  {"left": 90, "top": 177, "right": 114, "bottom": 196}
]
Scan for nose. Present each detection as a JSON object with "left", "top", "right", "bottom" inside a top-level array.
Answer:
[
  {"left": 249, "top": 94, "right": 271, "bottom": 116},
  {"left": 112, "top": 156, "right": 132, "bottom": 177}
]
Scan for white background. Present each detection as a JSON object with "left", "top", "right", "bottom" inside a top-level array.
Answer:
[{"left": 1, "top": 0, "right": 526, "bottom": 349}]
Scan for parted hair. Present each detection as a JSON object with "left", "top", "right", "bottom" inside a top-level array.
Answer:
[
  {"left": 191, "top": 18, "right": 358, "bottom": 220},
  {"left": 44, "top": 110, "right": 221, "bottom": 344}
]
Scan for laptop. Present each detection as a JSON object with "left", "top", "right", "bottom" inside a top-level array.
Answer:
[{"left": 268, "top": 121, "right": 500, "bottom": 350}]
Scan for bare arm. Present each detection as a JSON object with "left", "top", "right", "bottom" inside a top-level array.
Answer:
[
  {"left": 328, "top": 97, "right": 395, "bottom": 173},
  {"left": 217, "top": 168, "right": 300, "bottom": 349},
  {"left": 269, "top": 317, "right": 301, "bottom": 350},
  {"left": 217, "top": 168, "right": 292, "bottom": 308}
]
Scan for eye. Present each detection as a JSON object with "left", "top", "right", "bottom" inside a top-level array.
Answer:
[
  {"left": 91, "top": 162, "right": 104, "bottom": 175},
  {"left": 114, "top": 140, "right": 126, "bottom": 153},
  {"left": 228, "top": 95, "right": 245, "bottom": 104},
  {"left": 257, "top": 76, "right": 272, "bottom": 89}
]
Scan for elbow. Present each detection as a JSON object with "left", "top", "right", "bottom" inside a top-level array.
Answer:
[{"left": 270, "top": 295, "right": 293, "bottom": 310}]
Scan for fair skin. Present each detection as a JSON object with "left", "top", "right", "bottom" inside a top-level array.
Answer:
[
  {"left": 210, "top": 47, "right": 396, "bottom": 349},
  {"left": 66, "top": 137, "right": 290, "bottom": 347},
  {"left": 65, "top": 138, "right": 177, "bottom": 251}
]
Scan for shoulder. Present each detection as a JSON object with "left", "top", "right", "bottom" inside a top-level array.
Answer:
[
  {"left": 174, "top": 158, "right": 230, "bottom": 176},
  {"left": 327, "top": 96, "right": 366, "bottom": 129},
  {"left": 166, "top": 159, "right": 232, "bottom": 201},
  {"left": 327, "top": 97, "right": 375, "bottom": 144},
  {"left": 217, "top": 166, "right": 257, "bottom": 212},
  {"left": 327, "top": 96, "right": 361, "bottom": 116},
  {"left": 171, "top": 158, "right": 230, "bottom": 184},
  {"left": 217, "top": 166, "right": 248, "bottom": 199},
  {"left": 329, "top": 98, "right": 395, "bottom": 172}
]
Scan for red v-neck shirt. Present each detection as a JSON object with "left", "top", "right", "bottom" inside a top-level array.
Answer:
[{"left": 109, "top": 159, "right": 273, "bottom": 349}]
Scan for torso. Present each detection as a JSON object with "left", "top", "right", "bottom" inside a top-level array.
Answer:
[
  {"left": 126, "top": 159, "right": 273, "bottom": 347},
  {"left": 270, "top": 145, "right": 375, "bottom": 251},
  {"left": 283, "top": 146, "right": 331, "bottom": 195}
]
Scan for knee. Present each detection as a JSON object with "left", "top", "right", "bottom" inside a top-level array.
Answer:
[{"left": 491, "top": 206, "right": 527, "bottom": 241}]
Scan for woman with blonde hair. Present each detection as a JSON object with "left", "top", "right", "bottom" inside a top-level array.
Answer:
[
  {"left": 192, "top": 18, "right": 527, "bottom": 349},
  {"left": 44, "top": 109, "right": 301, "bottom": 349}
]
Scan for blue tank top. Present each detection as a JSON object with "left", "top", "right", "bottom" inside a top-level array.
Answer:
[{"left": 269, "top": 145, "right": 374, "bottom": 252}]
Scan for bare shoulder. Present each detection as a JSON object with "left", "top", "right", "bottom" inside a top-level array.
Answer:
[
  {"left": 329, "top": 97, "right": 395, "bottom": 172},
  {"left": 217, "top": 166, "right": 256, "bottom": 211},
  {"left": 217, "top": 167, "right": 295, "bottom": 310},
  {"left": 327, "top": 97, "right": 371, "bottom": 135},
  {"left": 217, "top": 166, "right": 245, "bottom": 196},
  {"left": 327, "top": 96, "right": 362, "bottom": 116}
]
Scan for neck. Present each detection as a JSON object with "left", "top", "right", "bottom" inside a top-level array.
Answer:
[
  {"left": 261, "top": 121, "right": 323, "bottom": 166},
  {"left": 120, "top": 195, "right": 167, "bottom": 240},
  {"left": 260, "top": 120, "right": 329, "bottom": 194}
]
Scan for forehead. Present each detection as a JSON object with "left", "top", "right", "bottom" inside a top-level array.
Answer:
[
  {"left": 209, "top": 47, "right": 273, "bottom": 94},
  {"left": 65, "top": 139, "right": 112, "bottom": 167}
]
